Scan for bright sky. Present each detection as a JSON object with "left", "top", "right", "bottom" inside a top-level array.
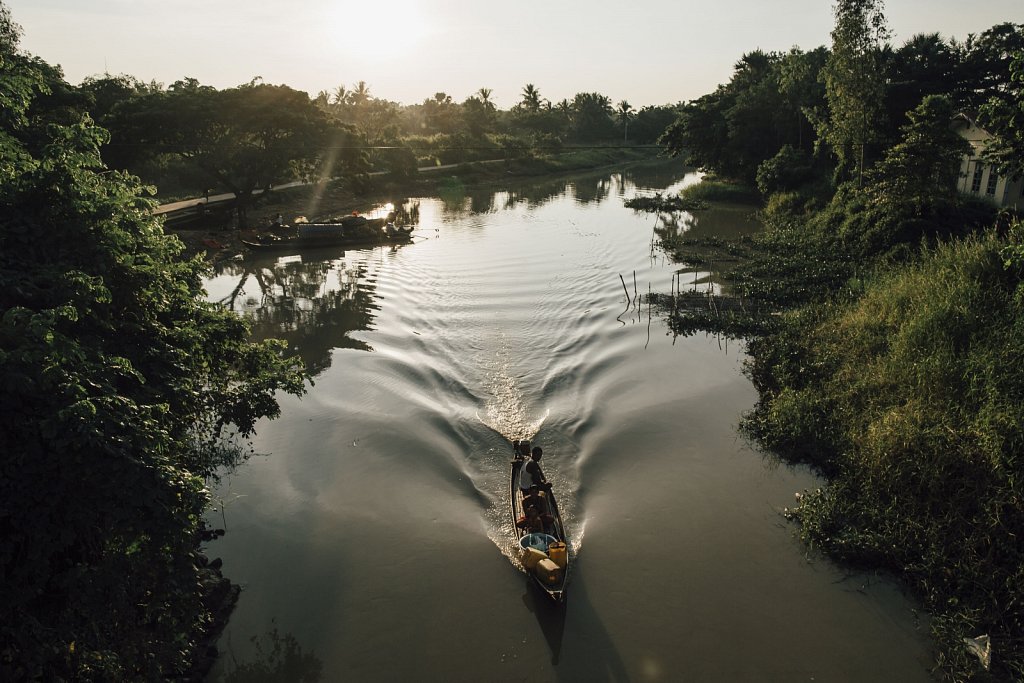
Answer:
[{"left": 8, "top": 0, "right": 1024, "bottom": 108}]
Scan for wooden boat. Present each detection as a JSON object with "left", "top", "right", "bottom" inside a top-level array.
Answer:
[
  {"left": 242, "top": 220, "right": 414, "bottom": 252},
  {"left": 510, "top": 441, "right": 570, "bottom": 602}
]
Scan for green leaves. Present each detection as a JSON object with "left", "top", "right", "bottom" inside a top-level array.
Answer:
[
  {"left": 1, "top": 11, "right": 307, "bottom": 677},
  {"left": 979, "top": 50, "right": 1024, "bottom": 182}
]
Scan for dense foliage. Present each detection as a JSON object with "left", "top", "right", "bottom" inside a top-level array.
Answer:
[
  {"left": 106, "top": 79, "right": 367, "bottom": 225},
  {"left": 0, "top": 6, "right": 306, "bottom": 678},
  {"left": 660, "top": 19, "right": 1023, "bottom": 197},
  {"left": 653, "top": 5, "right": 1024, "bottom": 679},
  {"left": 84, "top": 75, "right": 680, "bottom": 208}
]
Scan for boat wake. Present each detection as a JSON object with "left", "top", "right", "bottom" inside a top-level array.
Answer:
[{"left": 475, "top": 337, "right": 549, "bottom": 441}]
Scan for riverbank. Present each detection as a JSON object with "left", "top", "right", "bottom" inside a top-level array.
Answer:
[
  {"left": 640, "top": 176, "right": 1021, "bottom": 679},
  {"left": 162, "top": 147, "right": 662, "bottom": 260}
]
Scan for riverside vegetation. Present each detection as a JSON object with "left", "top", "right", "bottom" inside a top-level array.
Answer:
[
  {"left": 648, "top": 4, "right": 1024, "bottom": 679},
  {"left": 0, "top": 6, "right": 310, "bottom": 679}
]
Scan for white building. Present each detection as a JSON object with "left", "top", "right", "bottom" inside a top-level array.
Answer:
[{"left": 952, "top": 114, "right": 1023, "bottom": 210}]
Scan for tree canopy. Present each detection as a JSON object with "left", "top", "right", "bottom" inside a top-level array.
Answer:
[
  {"left": 108, "top": 81, "right": 364, "bottom": 225},
  {"left": 0, "top": 7, "right": 306, "bottom": 677},
  {"left": 979, "top": 50, "right": 1024, "bottom": 181},
  {"left": 821, "top": 0, "right": 890, "bottom": 185}
]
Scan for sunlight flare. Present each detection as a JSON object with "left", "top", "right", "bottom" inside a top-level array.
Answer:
[{"left": 325, "top": 0, "right": 431, "bottom": 59}]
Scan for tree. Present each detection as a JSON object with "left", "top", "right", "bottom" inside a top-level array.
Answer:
[
  {"left": 979, "top": 50, "right": 1024, "bottom": 181},
  {"left": 660, "top": 88, "right": 732, "bottom": 172},
  {"left": 421, "top": 91, "right": 459, "bottom": 134},
  {"left": 519, "top": 83, "right": 542, "bottom": 113},
  {"left": 776, "top": 46, "right": 829, "bottom": 152},
  {"left": 461, "top": 88, "right": 496, "bottom": 139},
  {"left": 868, "top": 94, "right": 970, "bottom": 214},
  {"left": 331, "top": 84, "right": 349, "bottom": 106},
  {"left": 476, "top": 87, "right": 494, "bottom": 108},
  {"left": 569, "top": 92, "right": 615, "bottom": 142},
  {"left": 616, "top": 100, "right": 634, "bottom": 142},
  {"left": 821, "top": 0, "right": 890, "bottom": 185},
  {"left": 886, "top": 33, "right": 958, "bottom": 126},
  {"left": 78, "top": 73, "right": 153, "bottom": 123},
  {"left": 109, "top": 82, "right": 341, "bottom": 226},
  {"left": 629, "top": 104, "right": 680, "bottom": 144},
  {"left": 958, "top": 23, "right": 1024, "bottom": 108},
  {"left": 661, "top": 51, "right": 795, "bottom": 182},
  {"left": 723, "top": 50, "right": 790, "bottom": 182},
  {"left": 0, "top": 6, "right": 306, "bottom": 677},
  {"left": 350, "top": 79, "right": 371, "bottom": 106}
]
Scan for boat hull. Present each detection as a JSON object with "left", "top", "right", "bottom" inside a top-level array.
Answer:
[
  {"left": 510, "top": 454, "right": 570, "bottom": 602},
  {"left": 241, "top": 230, "right": 413, "bottom": 252}
]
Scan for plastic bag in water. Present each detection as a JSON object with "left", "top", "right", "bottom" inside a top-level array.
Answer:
[{"left": 963, "top": 634, "right": 991, "bottom": 671}]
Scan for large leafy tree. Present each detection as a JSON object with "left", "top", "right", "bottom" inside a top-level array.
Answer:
[
  {"left": 821, "top": 0, "right": 890, "bottom": 185},
  {"left": 461, "top": 88, "right": 496, "bottom": 139},
  {"left": 660, "top": 87, "right": 733, "bottom": 173},
  {"left": 979, "top": 50, "right": 1024, "bottom": 181},
  {"left": 420, "top": 91, "right": 460, "bottom": 134},
  {"left": 661, "top": 50, "right": 807, "bottom": 183},
  {"left": 958, "top": 22, "right": 1024, "bottom": 108},
  {"left": 108, "top": 81, "right": 348, "bottom": 226},
  {"left": 776, "top": 46, "right": 829, "bottom": 153},
  {"left": 569, "top": 91, "right": 615, "bottom": 142},
  {"left": 868, "top": 94, "right": 970, "bottom": 214},
  {"left": 885, "top": 33, "right": 959, "bottom": 126},
  {"left": 628, "top": 104, "right": 680, "bottom": 145},
  {"left": 0, "top": 5, "right": 306, "bottom": 677}
]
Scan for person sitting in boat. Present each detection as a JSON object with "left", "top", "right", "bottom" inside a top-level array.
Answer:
[
  {"left": 516, "top": 505, "right": 552, "bottom": 534},
  {"left": 519, "top": 446, "right": 550, "bottom": 493},
  {"left": 522, "top": 485, "right": 550, "bottom": 517}
]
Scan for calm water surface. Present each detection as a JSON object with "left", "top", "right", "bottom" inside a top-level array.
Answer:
[{"left": 203, "top": 162, "right": 934, "bottom": 682}]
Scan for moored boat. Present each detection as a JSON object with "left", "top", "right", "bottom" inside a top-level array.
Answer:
[
  {"left": 510, "top": 440, "right": 570, "bottom": 602},
  {"left": 241, "top": 219, "right": 413, "bottom": 252}
]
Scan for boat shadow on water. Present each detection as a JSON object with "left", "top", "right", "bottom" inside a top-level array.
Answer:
[
  {"left": 522, "top": 578, "right": 566, "bottom": 665},
  {"left": 518, "top": 553, "right": 630, "bottom": 681}
]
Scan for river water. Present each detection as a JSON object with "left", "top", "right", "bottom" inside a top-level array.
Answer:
[{"left": 202, "top": 161, "right": 935, "bottom": 682}]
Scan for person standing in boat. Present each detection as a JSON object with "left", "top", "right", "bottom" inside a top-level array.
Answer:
[{"left": 520, "top": 446, "right": 549, "bottom": 492}]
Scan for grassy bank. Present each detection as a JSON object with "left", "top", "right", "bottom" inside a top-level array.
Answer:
[
  {"left": 635, "top": 168, "right": 1021, "bottom": 678},
  {"left": 744, "top": 229, "right": 1024, "bottom": 680}
]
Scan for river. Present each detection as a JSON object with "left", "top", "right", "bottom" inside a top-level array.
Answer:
[{"left": 202, "top": 161, "right": 935, "bottom": 682}]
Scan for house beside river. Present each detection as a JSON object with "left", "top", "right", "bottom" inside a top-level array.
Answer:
[{"left": 953, "top": 113, "right": 1023, "bottom": 209}]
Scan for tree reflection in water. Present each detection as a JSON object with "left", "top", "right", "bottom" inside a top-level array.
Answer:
[{"left": 214, "top": 252, "right": 380, "bottom": 377}]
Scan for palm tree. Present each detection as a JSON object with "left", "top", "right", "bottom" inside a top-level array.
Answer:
[
  {"left": 616, "top": 100, "right": 634, "bottom": 142},
  {"left": 521, "top": 83, "right": 542, "bottom": 113},
  {"left": 477, "top": 87, "right": 495, "bottom": 111},
  {"left": 332, "top": 85, "right": 349, "bottom": 106},
  {"left": 351, "top": 80, "right": 371, "bottom": 106}
]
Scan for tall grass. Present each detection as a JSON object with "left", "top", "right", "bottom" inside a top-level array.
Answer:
[
  {"left": 678, "top": 178, "right": 760, "bottom": 204},
  {"left": 745, "top": 231, "right": 1024, "bottom": 680}
]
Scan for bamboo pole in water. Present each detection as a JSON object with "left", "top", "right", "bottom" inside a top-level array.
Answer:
[{"left": 619, "top": 274, "right": 630, "bottom": 302}]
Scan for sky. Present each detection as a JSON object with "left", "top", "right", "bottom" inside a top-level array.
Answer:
[{"left": 7, "top": 0, "right": 1024, "bottom": 109}]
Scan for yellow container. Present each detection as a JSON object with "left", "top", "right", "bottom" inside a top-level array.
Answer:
[
  {"left": 535, "top": 558, "right": 562, "bottom": 585},
  {"left": 522, "top": 547, "right": 547, "bottom": 570},
  {"left": 547, "top": 541, "right": 567, "bottom": 568}
]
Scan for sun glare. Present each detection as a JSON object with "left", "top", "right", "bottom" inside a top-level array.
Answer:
[{"left": 326, "top": 1, "right": 430, "bottom": 59}]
